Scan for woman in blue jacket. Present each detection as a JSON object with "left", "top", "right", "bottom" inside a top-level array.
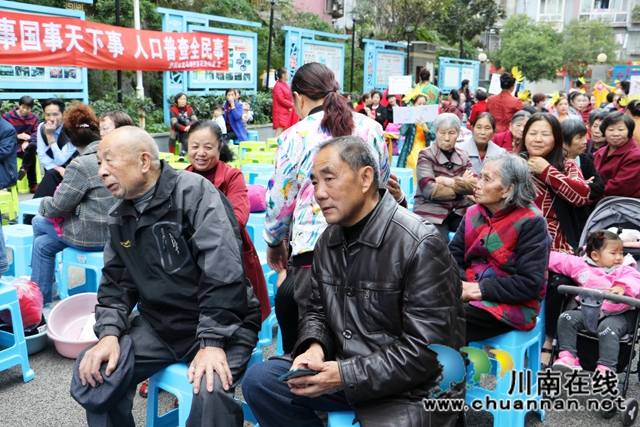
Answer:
[{"left": 223, "top": 88, "right": 248, "bottom": 142}]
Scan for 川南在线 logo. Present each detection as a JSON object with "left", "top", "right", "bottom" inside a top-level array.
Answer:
[
  {"left": 427, "top": 344, "right": 516, "bottom": 398},
  {"left": 461, "top": 346, "right": 515, "bottom": 388}
]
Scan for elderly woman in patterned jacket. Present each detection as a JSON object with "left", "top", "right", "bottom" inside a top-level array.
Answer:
[{"left": 413, "top": 113, "right": 478, "bottom": 243}]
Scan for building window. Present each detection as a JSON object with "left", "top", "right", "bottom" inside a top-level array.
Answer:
[
  {"left": 539, "top": 0, "right": 565, "bottom": 20},
  {"left": 579, "top": 0, "right": 628, "bottom": 22}
]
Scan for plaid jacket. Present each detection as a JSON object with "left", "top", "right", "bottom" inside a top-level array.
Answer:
[
  {"left": 2, "top": 107, "right": 38, "bottom": 146},
  {"left": 38, "top": 141, "right": 115, "bottom": 247}
]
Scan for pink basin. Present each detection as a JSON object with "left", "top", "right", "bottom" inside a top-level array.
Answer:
[{"left": 46, "top": 293, "right": 99, "bottom": 359}]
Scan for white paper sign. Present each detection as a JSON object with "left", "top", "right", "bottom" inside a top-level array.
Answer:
[
  {"left": 393, "top": 105, "right": 439, "bottom": 124},
  {"left": 630, "top": 73, "right": 640, "bottom": 98},
  {"left": 388, "top": 75, "right": 412, "bottom": 95},
  {"left": 488, "top": 74, "right": 501, "bottom": 94}
]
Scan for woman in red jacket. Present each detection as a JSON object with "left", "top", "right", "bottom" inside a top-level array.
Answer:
[
  {"left": 185, "top": 119, "right": 271, "bottom": 320},
  {"left": 594, "top": 111, "right": 640, "bottom": 198},
  {"left": 169, "top": 92, "right": 197, "bottom": 155},
  {"left": 272, "top": 68, "right": 294, "bottom": 138}
]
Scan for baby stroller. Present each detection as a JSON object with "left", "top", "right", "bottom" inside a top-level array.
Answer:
[{"left": 549, "top": 196, "right": 640, "bottom": 425}]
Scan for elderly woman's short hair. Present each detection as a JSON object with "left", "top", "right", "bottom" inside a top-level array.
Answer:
[
  {"left": 511, "top": 110, "right": 531, "bottom": 124},
  {"left": 488, "top": 154, "right": 536, "bottom": 208},
  {"left": 588, "top": 108, "right": 608, "bottom": 126},
  {"left": 317, "top": 136, "right": 380, "bottom": 189},
  {"left": 599, "top": 111, "right": 635, "bottom": 139},
  {"left": 432, "top": 113, "right": 461, "bottom": 133}
]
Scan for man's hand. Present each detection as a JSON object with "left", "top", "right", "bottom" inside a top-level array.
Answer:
[
  {"left": 54, "top": 166, "right": 65, "bottom": 177},
  {"left": 188, "top": 347, "right": 232, "bottom": 394},
  {"left": 21, "top": 141, "right": 29, "bottom": 151},
  {"left": 78, "top": 335, "right": 120, "bottom": 387},
  {"left": 386, "top": 173, "right": 404, "bottom": 203},
  {"left": 462, "top": 280, "right": 482, "bottom": 302},
  {"left": 17, "top": 132, "right": 30, "bottom": 141},
  {"left": 44, "top": 120, "right": 57, "bottom": 136},
  {"left": 267, "top": 243, "right": 287, "bottom": 273},
  {"left": 286, "top": 343, "right": 342, "bottom": 398}
]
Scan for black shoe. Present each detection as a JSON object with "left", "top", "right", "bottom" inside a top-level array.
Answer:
[{"left": 18, "top": 168, "right": 26, "bottom": 181}]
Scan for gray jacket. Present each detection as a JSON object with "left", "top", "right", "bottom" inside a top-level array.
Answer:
[{"left": 39, "top": 141, "right": 115, "bottom": 247}]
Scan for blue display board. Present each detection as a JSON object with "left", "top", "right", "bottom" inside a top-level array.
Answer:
[
  {"left": 157, "top": 8, "right": 261, "bottom": 126},
  {"left": 438, "top": 57, "right": 480, "bottom": 94},
  {"left": 0, "top": 0, "right": 88, "bottom": 103},
  {"left": 362, "top": 39, "right": 406, "bottom": 94},
  {"left": 283, "top": 27, "right": 348, "bottom": 92}
]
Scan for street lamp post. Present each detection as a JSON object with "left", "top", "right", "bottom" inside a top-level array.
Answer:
[
  {"left": 597, "top": 53, "right": 608, "bottom": 64},
  {"left": 405, "top": 24, "right": 414, "bottom": 76},
  {"left": 265, "top": 0, "right": 276, "bottom": 91},
  {"left": 116, "top": 0, "right": 122, "bottom": 103},
  {"left": 349, "top": 8, "right": 359, "bottom": 93}
]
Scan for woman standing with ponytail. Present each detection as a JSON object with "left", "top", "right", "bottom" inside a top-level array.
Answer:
[{"left": 264, "top": 62, "right": 392, "bottom": 353}]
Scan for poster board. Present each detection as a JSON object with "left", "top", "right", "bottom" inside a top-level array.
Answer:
[
  {"left": 188, "top": 29, "right": 257, "bottom": 89},
  {"left": 376, "top": 51, "right": 405, "bottom": 88},
  {"left": 488, "top": 74, "right": 502, "bottom": 94},
  {"left": 630, "top": 71, "right": 640, "bottom": 97},
  {"left": 393, "top": 105, "right": 439, "bottom": 123},
  {"left": 388, "top": 76, "right": 412, "bottom": 95},
  {"left": 302, "top": 40, "right": 344, "bottom": 89}
]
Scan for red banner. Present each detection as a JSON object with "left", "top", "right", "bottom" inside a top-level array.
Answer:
[{"left": 0, "top": 10, "right": 229, "bottom": 72}]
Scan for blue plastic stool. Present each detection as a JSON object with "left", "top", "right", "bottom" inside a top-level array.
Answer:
[
  {"left": 18, "top": 198, "right": 42, "bottom": 224},
  {"left": 0, "top": 282, "right": 35, "bottom": 382},
  {"left": 275, "top": 325, "right": 284, "bottom": 357},
  {"left": 247, "top": 130, "right": 259, "bottom": 141},
  {"left": 391, "top": 167, "right": 414, "bottom": 198},
  {"left": 247, "top": 213, "right": 267, "bottom": 253},
  {"left": 327, "top": 411, "right": 361, "bottom": 427},
  {"left": 253, "top": 176, "right": 270, "bottom": 188},
  {"left": 241, "top": 164, "right": 274, "bottom": 185},
  {"left": 264, "top": 270, "right": 277, "bottom": 307},
  {"left": 59, "top": 248, "right": 104, "bottom": 300},
  {"left": 3, "top": 224, "right": 34, "bottom": 277},
  {"left": 257, "top": 308, "right": 278, "bottom": 348},
  {"left": 465, "top": 306, "right": 546, "bottom": 427},
  {"left": 146, "top": 347, "right": 263, "bottom": 427}
]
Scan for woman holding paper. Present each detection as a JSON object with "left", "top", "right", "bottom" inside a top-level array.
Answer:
[{"left": 413, "top": 113, "right": 477, "bottom": 242}]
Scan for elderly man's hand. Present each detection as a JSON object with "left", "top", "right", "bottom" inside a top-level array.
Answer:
[
  {"left": 287, "top": 343, "right": 342, "bottom": 398},
  {"left": 188, "top": 347, "right": 232, "bottom": 394},
  {"left": 78, "top": 335, "right": 120, "bottom": 387},
  {"left": 527, "top": 156, "right": 550, "bottom": 175},
  {"left": 462, "top": 281, "right": 482, "bottom": 302}
]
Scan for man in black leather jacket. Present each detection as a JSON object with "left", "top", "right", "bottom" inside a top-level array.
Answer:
[{"left": 243, "top": 136, "right": 465, "bottom": 427}]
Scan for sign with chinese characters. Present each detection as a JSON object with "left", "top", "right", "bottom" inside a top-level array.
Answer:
[
  {"left": 0, "top": 10, "right": 229, "bottom": 72},
  {"left": 190, "top": 33, "right": 255, "bottom": 88},
  {"left": 302, "top": 41, "right": 344, "bottom": 89},
  {"left": 376, "top": 52, "right": 404, "bottom": 88}
]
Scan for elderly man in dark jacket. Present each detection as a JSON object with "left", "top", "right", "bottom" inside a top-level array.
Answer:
[
  {"left": 243, "top": 136, "right": 465, "bottom": 427},
  {"left": 74, "top": 126, "right": 261, "bottom": 427}
]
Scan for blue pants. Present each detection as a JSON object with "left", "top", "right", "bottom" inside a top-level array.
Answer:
[
  {"left": 29, "top": 215, "right": 103, "bottom": 305},
  {"left": 242, "top": 359, "right": 352, "bottom": 427}
]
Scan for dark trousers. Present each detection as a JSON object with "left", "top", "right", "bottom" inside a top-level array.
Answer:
[
  {"left": 242, "top": 359, "right": 353, "bottom": 427},
  {"left": 81, "top": 315, "right": 257, "bottom": 427},
  {"left": 18, "top": 142, "right": 37, "bottom": 187},
  {"left": 465, "top": 303, "right": 515, "bottom": 344},
  {"left": 33, "top": 168, "right": 63, "bottom": 198},
  {"left": 557, "top": 310, "right": 628, "bottom": 369},
  {"left": 433, "top": 213, "right": 462, "bottom": 244},
  {"left": 274, "top": 265, "right": 312, "bottom": 353}
]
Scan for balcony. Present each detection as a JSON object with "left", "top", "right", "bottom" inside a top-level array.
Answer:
[{"left": 578, "top": 10, "right": 628, "bottom": 26}]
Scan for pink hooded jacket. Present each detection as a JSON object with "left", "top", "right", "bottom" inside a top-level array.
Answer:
[{"left": 548, "top": 251, "right": 640, "bottom": 314}]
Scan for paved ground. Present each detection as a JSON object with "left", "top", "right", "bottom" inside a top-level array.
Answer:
[{"left": 2, "top": 192, "right": 640, "bottom": 426}]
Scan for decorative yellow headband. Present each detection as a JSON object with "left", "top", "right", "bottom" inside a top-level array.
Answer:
[
  {"left": 511, "top": 66, "right": 525, "bottom": 83},
  {"left": 618, "top": 95, "right": 640, "bottom": 108},
  {"left": 578, "top": 77, "right": 586, "bottom": 85},
  {"left": 550, "top": 91, "right": 562, "bottom": 106},
  {"left": 517, "top": 89, "right": 531, "bottom": 102}
]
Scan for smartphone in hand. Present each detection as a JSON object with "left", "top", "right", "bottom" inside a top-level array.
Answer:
[{"left": 278, "top": 368, "right": 319, "bottom": 381}]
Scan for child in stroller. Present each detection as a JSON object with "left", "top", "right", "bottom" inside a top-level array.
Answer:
[{"left": 549, "top": 229, "right": 640, "bottom": 374}]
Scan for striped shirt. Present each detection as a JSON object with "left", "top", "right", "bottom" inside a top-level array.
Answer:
[{"left": 532, "top": 160, "right": 590, "bottom": 254}]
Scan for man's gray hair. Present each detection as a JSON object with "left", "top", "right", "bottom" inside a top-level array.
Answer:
[
  {"left": 487, "top": 154, "right": 536, "bottom": 207},
  {"left": 511, "top": 110, "right": 531, "bottom": 124},
  {"left": 432, "top": 113, "right": 461, "bottom": 133},
  {"left": 317, "top": 136, "right": 380, "bottom": 189}
]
